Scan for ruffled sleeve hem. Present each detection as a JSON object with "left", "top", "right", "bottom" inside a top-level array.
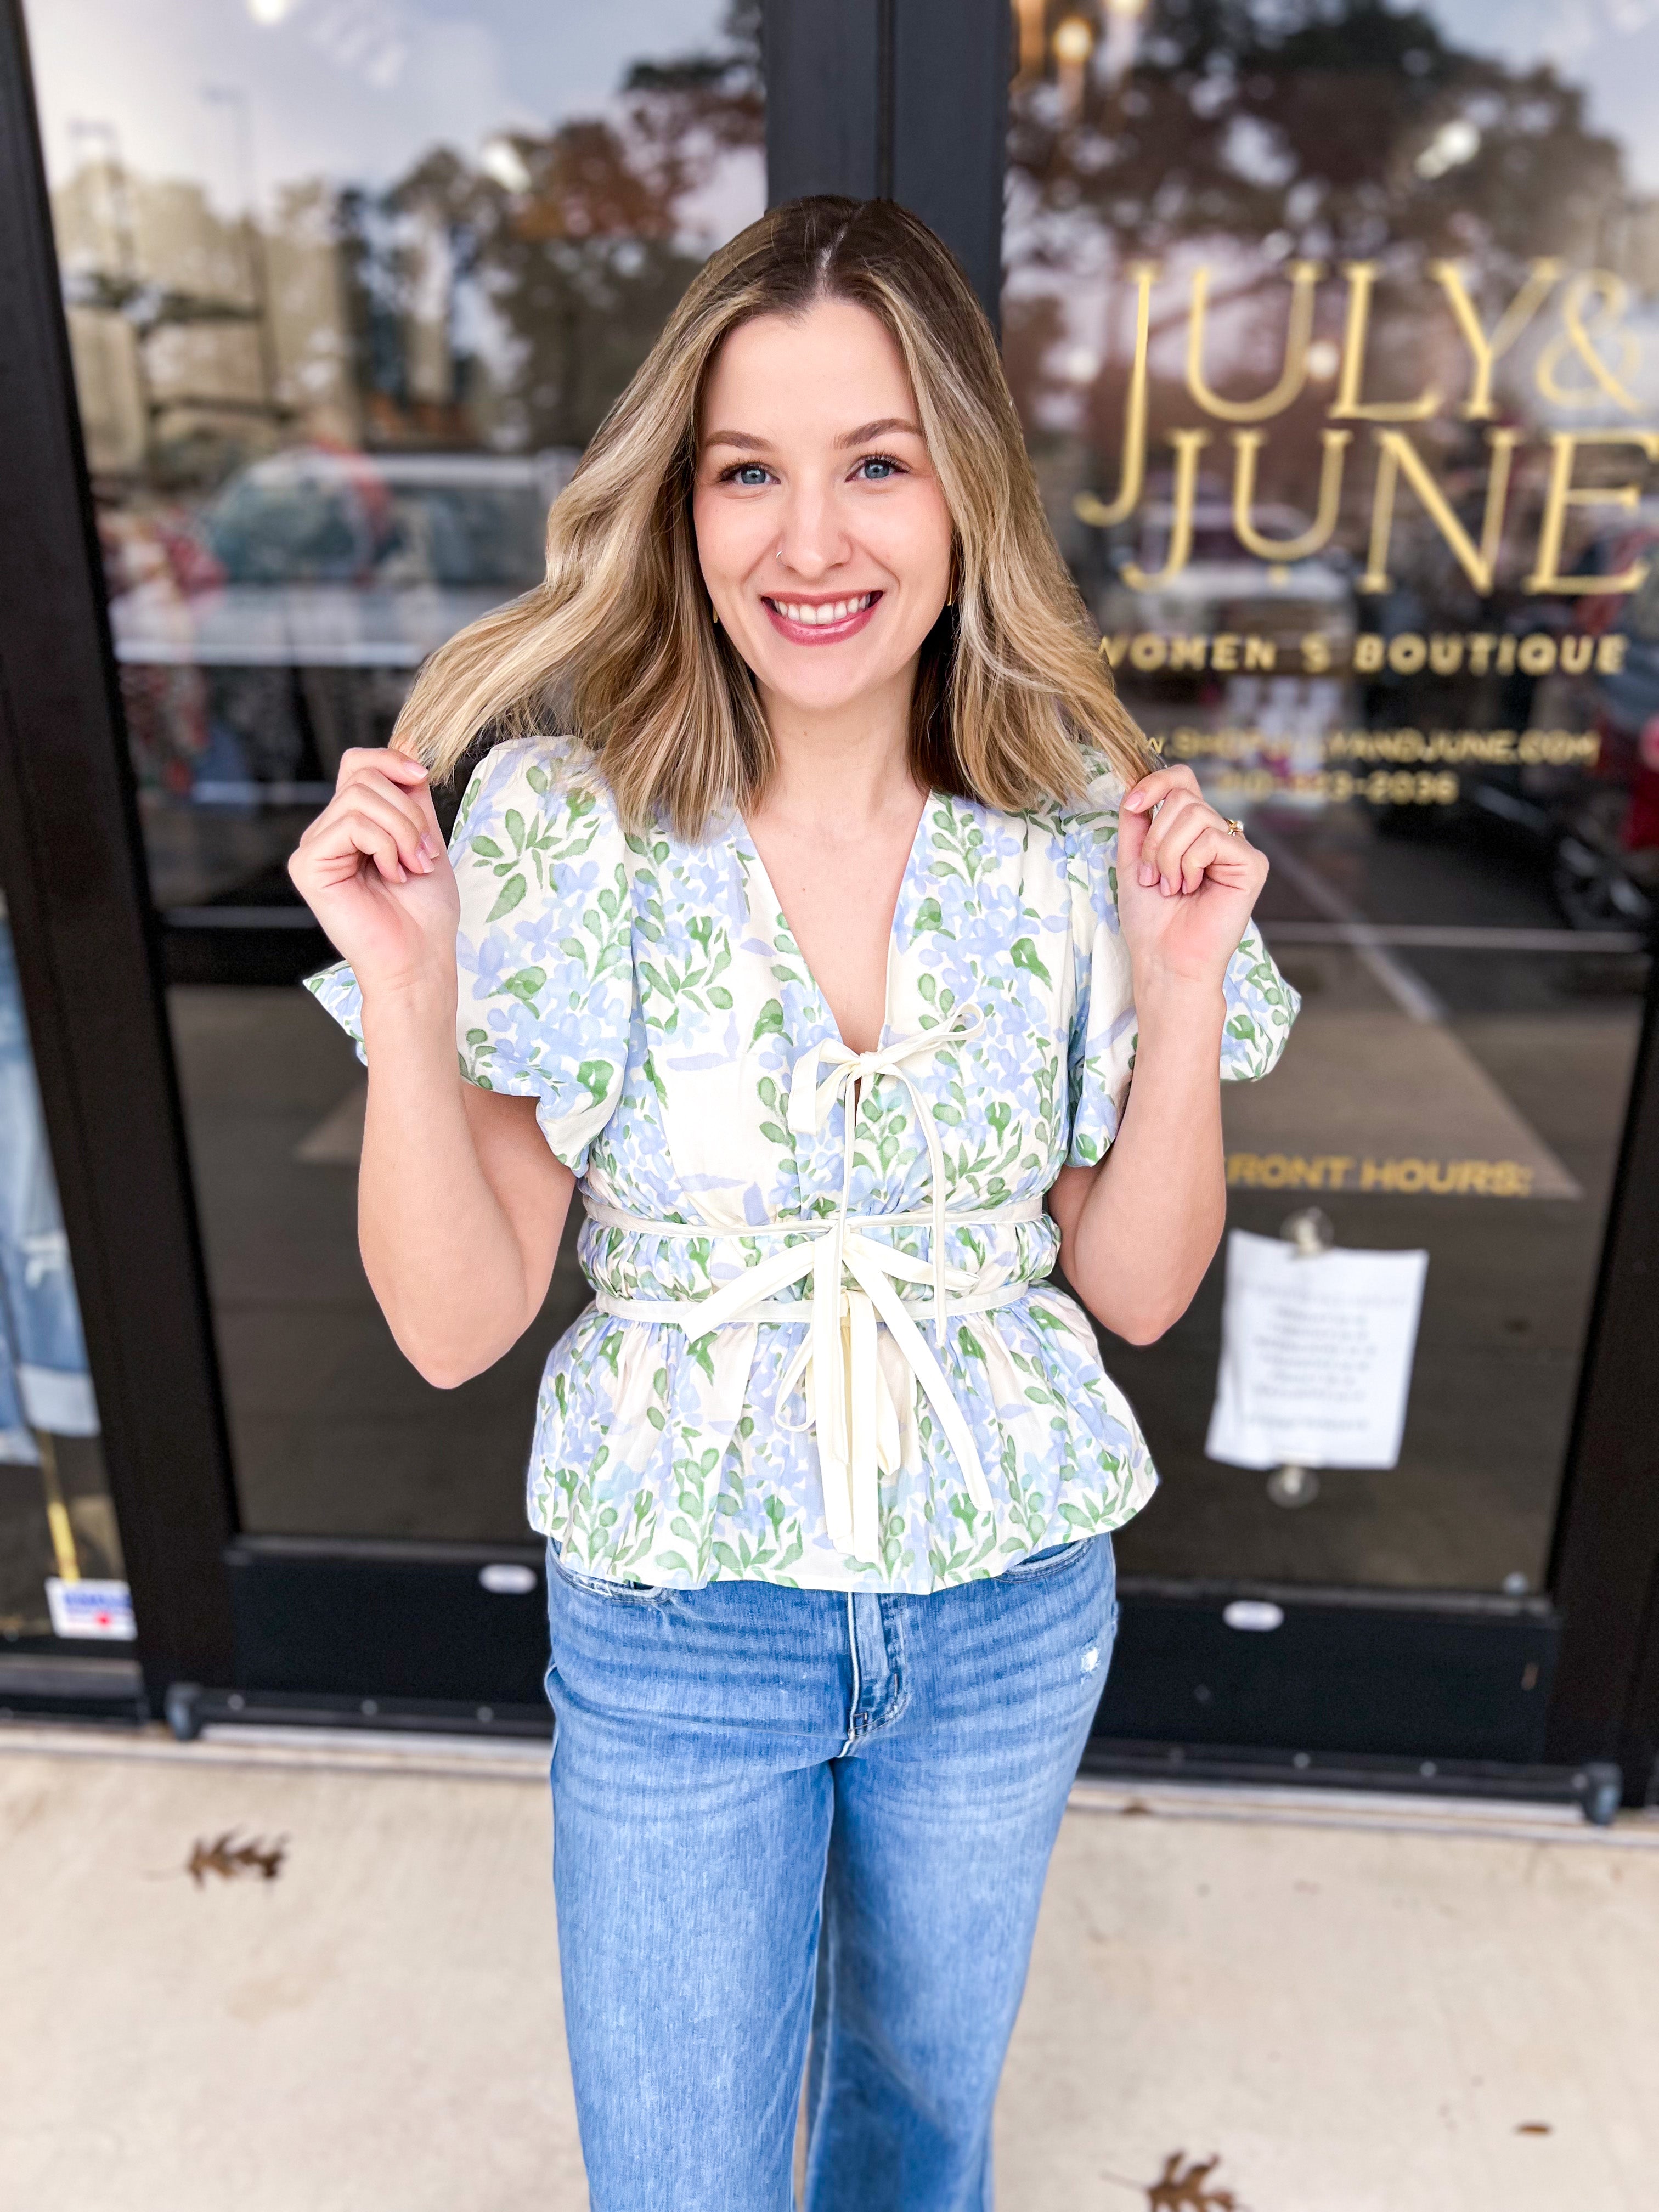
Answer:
[
  {"left": 1061, "top": 751, "right": 1300, "bottom": 1164},
  {"left": 302, "top": 736, "right": 635, "bottom": 1177}
]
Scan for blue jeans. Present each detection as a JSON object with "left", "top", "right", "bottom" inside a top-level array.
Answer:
[{"left": 544, "top": 1532, "right": 1118, "bottom": 2210}]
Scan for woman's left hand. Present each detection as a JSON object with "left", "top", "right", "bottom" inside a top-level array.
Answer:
[{"left": 1116, "top": 763, "right": 1269, "bottom": 991}]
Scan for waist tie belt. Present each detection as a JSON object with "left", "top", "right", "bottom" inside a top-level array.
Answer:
[{"left": 585, "top": 1005, "right": 1047, "bottom": 1560}]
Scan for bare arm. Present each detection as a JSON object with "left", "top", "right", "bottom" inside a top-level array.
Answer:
[
  {"left": 290, "top": 749, "right": 573, "bottom": 1388},
  {"left": 1048, "top": 764, "right": 1267, "bottom": 1345}
]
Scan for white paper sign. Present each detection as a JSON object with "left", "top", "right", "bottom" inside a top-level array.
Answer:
[
  {"left": 1205, "top": 1230, "right": 1429, "bottom": 1472},
  {"left": 46, "top": 1578, "right": 136, "bottom": 1641}
]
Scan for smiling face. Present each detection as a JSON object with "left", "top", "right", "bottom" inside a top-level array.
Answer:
[{"left": 692, "top": 297, "right": 955, "bottom": 725}]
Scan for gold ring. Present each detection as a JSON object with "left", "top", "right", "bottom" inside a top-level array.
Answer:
[{"left": 1223, "top": 817, "right": 1245, "bottom": 838}]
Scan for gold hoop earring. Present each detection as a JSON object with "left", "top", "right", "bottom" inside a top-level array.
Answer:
[{"left": 712, "top": 607, "right": 720, "bottom": 627}]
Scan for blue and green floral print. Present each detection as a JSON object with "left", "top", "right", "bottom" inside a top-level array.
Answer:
[{"left": 308, "top": 737, "right": 1298, "bottom": 1592}]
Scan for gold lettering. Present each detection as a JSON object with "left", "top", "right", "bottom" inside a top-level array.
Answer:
[
  {"left": 1188, "top": 259, "right": 1323, "bottom": 422},
  {"left": 1071, "top": 262, "right": 1158, "bottom": 530},
  {"left": 1128, "top": 633, "right": 1169, "bottom": 671},
  {"left": 1123, "top": 430, "right": 1210, "bottom": 588},
  {"left": 1559, "top": 635, "right": 1593, "bottom": 675},
  {"left": 1301, "top": 634, "right": 1333, "bottom": 674},
  {"left": 1210, "top": 633, "right": 1240, "bottom": 671},
  {"left": 1168, "top": 634, "right": 1207, "bottom": 671},
  {"left": 1231, "top": 427, "right": 1351, "bottom": 562},
  {"left": 1098, "top": 634, "right": 1130, "bottom": 667},
  {"left": 1468, "top": 634, "right": 1497, "bottom": 675},
  {"left": 1429, "top": 257, "right": 1561, "bottom": 420},
  {"left": 1517, "top": 633, "right": 1556, "bottom": 675},
  {"left": 1596, "top": 634, "right": 1627, "bottom": 674},
  {"left": 1331, "top": 262, "right": 1440, "bottom": 421},
  {"left": 1360, "top": 428, "right": 1520, "bottom": 593},
  {"left": 1388, "top": 633, "right": 1427, "bottom": 674},
  {"left": 1355, "top": 634, "right": 1385, "bottom": 672},
  {"left": 1244, "top": 635, "right": 1277, "bottom": 671},
  {"left": 1536, "top": 272, "right": 1641, "bottom": 413},
  {"left": 1523, "top": 432, "right": 1659, "bottom": 593},
  {"left": 1429, "top": 635, "right": 1464, "bottom": 674}
]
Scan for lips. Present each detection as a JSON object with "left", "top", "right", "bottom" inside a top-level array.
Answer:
[{"left": 761, "top": 590, "right": 882, "bottom": 645}]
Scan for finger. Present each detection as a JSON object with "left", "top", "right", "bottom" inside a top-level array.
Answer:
[
  {"left": 1153, "top": 807, "right": 1211, "bottom": 896},
  {"left": 337, "top": 746, "right": 431, "bottom": 794},
  {"left": 308, "top": 787, "right": 435, "bottom": 877},
  {"left": 1115, "top": 796, "right": 1148, "bottom": 873},
  {"left": 1176, "top": 825, "right": 1232, "bottom": 893},
  {"left": 1139, "top": 791, "right": 1206, "bottom": 889},
  {"left": 327, "top": 807, "right": 411, "bottom": 885},
  {"left": 1177, "top": 825, "right": 1263, "bottom": 895},
  {"left": 301, "top": 783, "right": 429, "bottom": 867},
  {"left": 311, "top": 780, "right": 439, "bottom": 873},
  {"left": 1121, "top": 763, "right": 1201, "bottom": 814}
]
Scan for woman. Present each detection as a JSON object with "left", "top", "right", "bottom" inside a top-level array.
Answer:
[{"left": 290, "top": 197, "right": 1295, "bottom": 2209}]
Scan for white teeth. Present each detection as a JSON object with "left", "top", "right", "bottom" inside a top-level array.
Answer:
[{"left": 774, "top": 594, "right": 874, "bottom": 626}]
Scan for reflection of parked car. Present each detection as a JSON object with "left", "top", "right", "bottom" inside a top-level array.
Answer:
[
  {"left": 200, "top": 449, "right": 571, "bottom": 593},
  {"left": 1085, "top": 500, "right": 1357, "bottom": 667},
  {"left": 1436, "top": 525, "right": 1659, "bottom": 934},
  {"left": 109, "top": 447, "right": 579, "bottom": 684},
  {"left": 104, "top": 446, "right": 580, "bottom": 830},
  {"left": 1556, "top": 548, "right": 1659, "bottom": 932}
]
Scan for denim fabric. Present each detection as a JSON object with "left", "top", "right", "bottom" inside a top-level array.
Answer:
[
  {"left": 0, "top": 915, "right": 96, "bottom": 1449},
  {"left": 544, "top": 1531, "right": 1118, "bottom": 2210}
]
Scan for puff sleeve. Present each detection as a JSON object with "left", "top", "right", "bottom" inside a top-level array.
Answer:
[
  {"left": 304, "top": 736, "right": 634, "bottom": 1176},
  {"left": 1064, "top": 759, "right": 1300, "bottom": 1167}
]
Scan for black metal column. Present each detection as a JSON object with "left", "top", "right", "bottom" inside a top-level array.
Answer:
[
  {"left": 1546, "top": 950, "right": 1659, "bottom": 1798},
  {"left": 763, "top": 0, "right": 1010, "bottom": 329},
  {"left": 0, "top": 0, "right": 238, "bottom": 1700}
]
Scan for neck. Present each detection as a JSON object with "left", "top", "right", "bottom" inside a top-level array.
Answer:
[{"left": 755, "top": 659, "right": 921, "bottom": 831}]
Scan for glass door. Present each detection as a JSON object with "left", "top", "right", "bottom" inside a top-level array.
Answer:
[
  {"left": 8, "top": 0, "right": 1655, "bottom": 1769},
  {"left": 1004, "top": 0, "right": 1658, "bottom": 1768},
  {"left": 24, "top": 0, "right": 765, "bottom": 1556}
]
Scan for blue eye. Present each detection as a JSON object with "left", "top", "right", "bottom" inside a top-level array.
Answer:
[
  {"left": 857, "top": 455, "right": 902, "bottom": 481},
  {"left": 728, "top": 464, "right": 771, "bottom": 487}
]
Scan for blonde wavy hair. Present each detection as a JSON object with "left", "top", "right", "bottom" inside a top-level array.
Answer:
[{"left": 393, "top": 195, "right": 1151, "bottom": 833}]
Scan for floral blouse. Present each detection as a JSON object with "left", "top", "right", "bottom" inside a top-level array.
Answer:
[{"left": 308, "top": 736, "right": 1298, "bottom": 1593}]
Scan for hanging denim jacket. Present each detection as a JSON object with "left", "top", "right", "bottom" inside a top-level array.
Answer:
[{"left": 0, "top": 909, "right": 98, "bottom": 1441}]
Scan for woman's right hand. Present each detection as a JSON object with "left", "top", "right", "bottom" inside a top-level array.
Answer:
[{"left": 287, "top": 748, "right": 460, "bottom": 991}]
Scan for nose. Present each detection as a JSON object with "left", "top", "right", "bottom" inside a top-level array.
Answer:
[{"left": 771, "top": 473, "right": 852, "bottom": 583}]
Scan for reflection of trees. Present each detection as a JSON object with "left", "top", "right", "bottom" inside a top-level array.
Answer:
[
  {"left": 58, "top": 2, "right": 762, "bottom": 477},
  {"left": 336, "top": 0, "right": 762, "bottom": 452},
  {"left": 1009, "top": 0, "right": 1628, "bottom": 289},
  {"left": 1006, "top": 0, "right": 1651, "bottom": 606}
]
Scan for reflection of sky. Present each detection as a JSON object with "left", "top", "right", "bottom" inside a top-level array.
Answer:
[
  {"left": 1429, "top": 0, "right": 1659, "bottom": 191},
  {"left": 26, "top": 0, "right": 740, "bottom": 211}
]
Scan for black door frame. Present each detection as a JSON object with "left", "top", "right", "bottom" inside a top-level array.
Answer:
[
  {"left": 0, "top": 0, "right": 236, "bottom": 1719},
  {"left": 2, "top": 0, "right": 1656, "bottom": 1806}
]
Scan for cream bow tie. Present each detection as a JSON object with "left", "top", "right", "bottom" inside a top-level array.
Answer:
[{"left": 590, "top": 1006, "right": 1018, "bottom": 1562}]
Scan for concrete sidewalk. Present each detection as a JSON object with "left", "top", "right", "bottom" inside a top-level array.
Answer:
[{"left": 2, "top": 1726, "right": 1655, "bottom": 2211}]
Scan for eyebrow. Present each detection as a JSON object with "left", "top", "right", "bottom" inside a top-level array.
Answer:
[
  {"left": 701, "top": 417, "right": 924, "bottom": 453},
  {"left": 836, "top": 417, "right": 923, "bottom": 448}
]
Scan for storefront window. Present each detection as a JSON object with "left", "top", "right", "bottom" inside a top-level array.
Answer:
[
  {"left": 27, "top": 0, "right": 764, "bottom": 1540},
  {"left": 0, "top": 902, "right": 127, "bottom": 1645},
  {"left": 1006, "top": 0, "right": 1656, "bottom": 1591}
]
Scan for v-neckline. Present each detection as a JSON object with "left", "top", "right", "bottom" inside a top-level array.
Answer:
[{"left": 735, "top": 790, "right": 936, "bottom": 1056}]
